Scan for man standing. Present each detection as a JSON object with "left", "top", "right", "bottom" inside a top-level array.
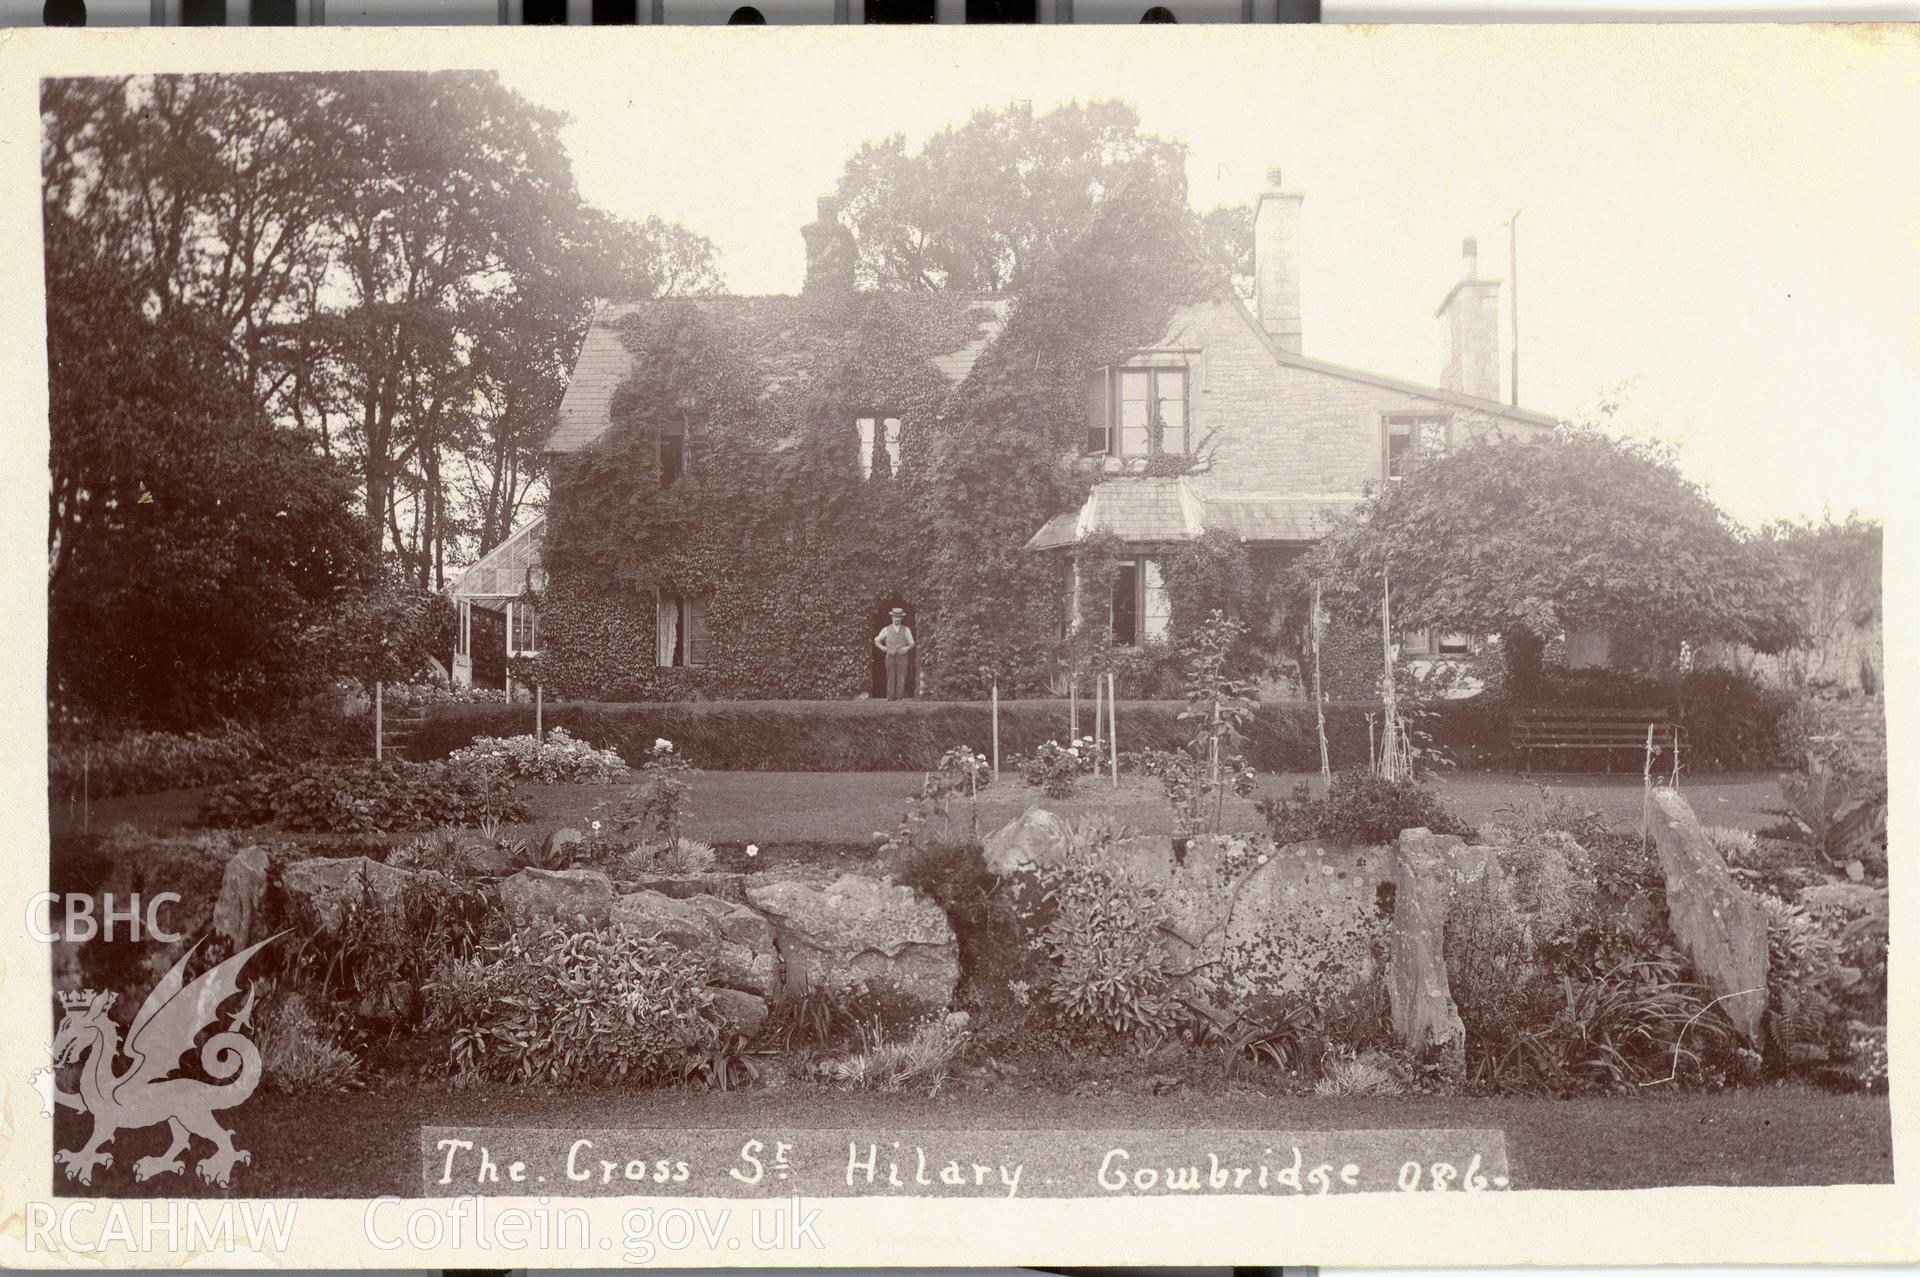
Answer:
[{"left": 873, "top": 607, "right": 915, "bottom": 700}]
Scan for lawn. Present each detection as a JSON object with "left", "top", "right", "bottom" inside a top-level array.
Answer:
[
  {"left": 56, "top": 1082, "right": 1891, "bottom": 1198},
  {"left": 54, "top": 767, "right": 1787, "bottom": 850}
]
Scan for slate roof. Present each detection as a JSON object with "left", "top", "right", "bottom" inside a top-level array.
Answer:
[
  {"left": 453, "top": 517, "right": 547, "bottom": 600},
  {"left": 1024, "top": 479, "right": 1359, "bottom": 551},
  {"left": 545, "top": 294, "right": 1011, "bottom": 455}
]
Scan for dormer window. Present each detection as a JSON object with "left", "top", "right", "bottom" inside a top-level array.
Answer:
[
  {"left": 856, "top": 416, "right": 903, "bottom": 480},
  {"left": 1086, "top": 364, "right": 1189, "bottom": 458}
]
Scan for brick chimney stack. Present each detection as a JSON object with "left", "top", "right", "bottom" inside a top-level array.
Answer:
[
  {"left": 801, "top": 195, "right": 856, "bottom": 297},
  {"left": 1252, "top": 167, "right": 1304, "bottom": 355},
  {"left": 1436, "top": 235, "right": 1501, "bottom": 401}
]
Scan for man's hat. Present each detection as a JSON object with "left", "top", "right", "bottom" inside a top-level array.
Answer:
[{"left": 890, "top": 607, "right": 905, "bottom": 616}]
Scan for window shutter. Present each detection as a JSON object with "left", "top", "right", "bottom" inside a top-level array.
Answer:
[{"left": 1085, "top": 369, "right": 1110, "bottom": 455}]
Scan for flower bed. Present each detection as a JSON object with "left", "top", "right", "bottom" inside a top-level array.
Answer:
[
  {"left": 197, "top": 759, "right": 528, "bottom": 832},
  {"left": 449, "top": 726, "right": 627, "bottom": 784}
]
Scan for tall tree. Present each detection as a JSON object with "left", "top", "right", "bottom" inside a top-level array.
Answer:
[
  {"left": 830, "top": 100, "right": 1191, "bottom": 293},
  {"left": 45, "top": 239, "right": 369, "bottom": 726},
  {"left": 40, "top": 71, "right": 725, "bottom": 587}
]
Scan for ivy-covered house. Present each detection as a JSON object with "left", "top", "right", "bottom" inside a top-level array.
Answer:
[
  {"left": 454, "top": 170, "right": 1556, "bottom": 700},
  {"left": 453, "top": 199, "right": 1015, "bottom": 700}
]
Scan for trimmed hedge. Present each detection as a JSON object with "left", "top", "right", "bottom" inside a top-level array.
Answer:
[
  {"left": 410, "top": 688, "right": 1788, "bottom": 775},
  {"left": 410, "top": 699, "right": 1422, "bottom": 774}
]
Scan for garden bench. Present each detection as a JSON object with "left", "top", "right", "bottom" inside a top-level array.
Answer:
[{"left": 1510, "top": 706, "right": 1681, "bottom": 774}]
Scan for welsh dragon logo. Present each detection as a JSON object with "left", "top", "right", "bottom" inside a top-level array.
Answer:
[{"left": 49, "top": 934, "right": 280, "bottom": 1187}]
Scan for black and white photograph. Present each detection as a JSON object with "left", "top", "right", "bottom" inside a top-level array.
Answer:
[{"left": 3, "top": 22, "right": 1914, "bottom": 1268}]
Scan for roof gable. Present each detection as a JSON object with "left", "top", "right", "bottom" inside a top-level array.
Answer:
[{"left": 546, "top": 293, "right": 1011, "bottom": 455}]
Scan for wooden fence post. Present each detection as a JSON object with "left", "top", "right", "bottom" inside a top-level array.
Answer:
[{"left": 374, "top": 680, "right": 383, "bottom": 762}]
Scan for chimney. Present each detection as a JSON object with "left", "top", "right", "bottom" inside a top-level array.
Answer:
[
  {"left": 1252, "top": 167, "right": 1304, "bottom": 354},
  {"left": 801, "top": 195, "right": 856, "bottom": 297},
  {"left": 1435, "top": 235, "right": 1501, "bottom": 401}
]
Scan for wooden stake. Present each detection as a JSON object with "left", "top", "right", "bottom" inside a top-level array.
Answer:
[
  {"left": 991, "top": 677, "right": 1000, "bottom": 778},
  {"left": 374, "top": 680, "right": 383, "bottom": 763},
  {"left": 1070, "top": 676, "right": 1079, "bottom": 742},
  {"left": 536, "top": 683, "right": 544, "bottom": 739},
  {"left": 1311, "top": 582, "right": 1331, "bottom": 782},
  {"left": 1091, "top": 672, "right": 1102, "bottom": 754},
  {"left": 1379, "top": 568, "right": 1399, "bottom": 781},
  {"left": 1108, "top": 672, "right": 1119, "bottom": 786}
]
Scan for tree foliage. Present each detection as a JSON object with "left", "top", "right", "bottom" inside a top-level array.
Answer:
[
  {"left": 40, "top": 72, "right": 722, "bottom": 590},
  {"left": 46, "top": 255, "right": 371, "bottom": 727},
  {"left": 829, "top": 99, "right": 1246, "bottom": 295},
  {"left": 1297, "top": 428, "right": 1805, "bottom": 697}
]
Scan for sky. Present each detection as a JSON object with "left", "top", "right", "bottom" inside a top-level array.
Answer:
[{"left": 486, "top": 26, "right": 1909, "bottom": 528}]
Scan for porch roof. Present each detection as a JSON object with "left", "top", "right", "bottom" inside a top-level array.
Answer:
[
  {"left": 1024, "top": 479, "right": 1359, "bottom": 551},
  {"left": 452, "top": 517, "right": 547, "bottom": 600}
]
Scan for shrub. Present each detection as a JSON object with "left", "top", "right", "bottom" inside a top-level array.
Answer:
[
  {"left": 49, "top": 726, "right": 269, "bottom": 801},
  {"left": 426, "top": 918, "right": 721, "bottom": 1085},
  {"left": 1446, "top": 860, "right": 1557, "bottom": 1083},
  {"left": 257, "top": 989, "right": 363, "bottom": 1094},
  {"left": 881, "top": 745, "right": 994, "bottom": 854},
  {"left": 388, "top": 828, "right": 495, "bottom": 877},
  {"left": 449, "top": 726, "right": 627, "bottom": 785},
  {"left": 198, "top": 759, "right": 527, "bottom": 833},
  {"left": 1506, "top": 949, "right": 1738, "bottom": 1093},
  {"left": 1257, "top": 770, "right": 1470, "bottom": 847},
  {"left": 815, "top": 1015, "right": 971, "bottom": 1096},
  {"left": 1483, "top": 784, "right": 1614, "bottom": 851},
  {"left": 364, "top": 679, "right": 506, "bottom": 708},
  {"left": 1032, "top": 825, "right": 1179, "bottom": 1043},
  {"left": 1702, "top": 825, "right": 1759, "bottom": 864},
  {"left": 1018, "top": 737, "right": 1099, "bottom": 799},
  {"left": 620, "top": 838, "right": 718, "bottom": 877},
  {"left": 275, "top": 865, "right": 497, "bottom": 1022},
  {"left": 1766, "top": 758, "right": 1888, "bottom": 879},
  {"left": 1138, "top": 746, "right": 1258, "bottom": 838},
  {"left": 1757, "top": 892, "right": 1861, "bottom": 1077},
  {"left": 1313, "top": 1048, "right": 1407, "bottom": 1097},
  {"left": 894, "top": 839, "right": 1036, "bottom": 1003}
]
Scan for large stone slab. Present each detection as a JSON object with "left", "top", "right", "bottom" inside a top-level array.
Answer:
[
  {"left": 707, "top": 988, "right": 769, "bottom": 1039},
  {"left": 211, "top": 845, "right": 271, "bottom": 946},
  {"left": 1386, "top": 829, "right": 1470, "bottom": 1074},
  {"left": 981, "top": 807, "right": 1071, "bottom": 876},
  {"left": 1647, "top": 787, "right": 1769, "bottom": 1044},
  {"left": 279, "top": 855, "right": 416, "bottom": 943},
  {"left": 746, "top": 873, "right": 958, "bottom": 1022},
  {"left": 621, "top": 872, "right": 751, "bottom": 903},
  {"left": 611, "top": 890, "right": 778, "bottom": 999},
  {"left": 500, "top": 867, "right": 614, "bottom": 928}
]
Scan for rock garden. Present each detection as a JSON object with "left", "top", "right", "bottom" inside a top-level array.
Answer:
[{"left": 55, "top": 683, "right": 1888, "bottom": 1127}]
